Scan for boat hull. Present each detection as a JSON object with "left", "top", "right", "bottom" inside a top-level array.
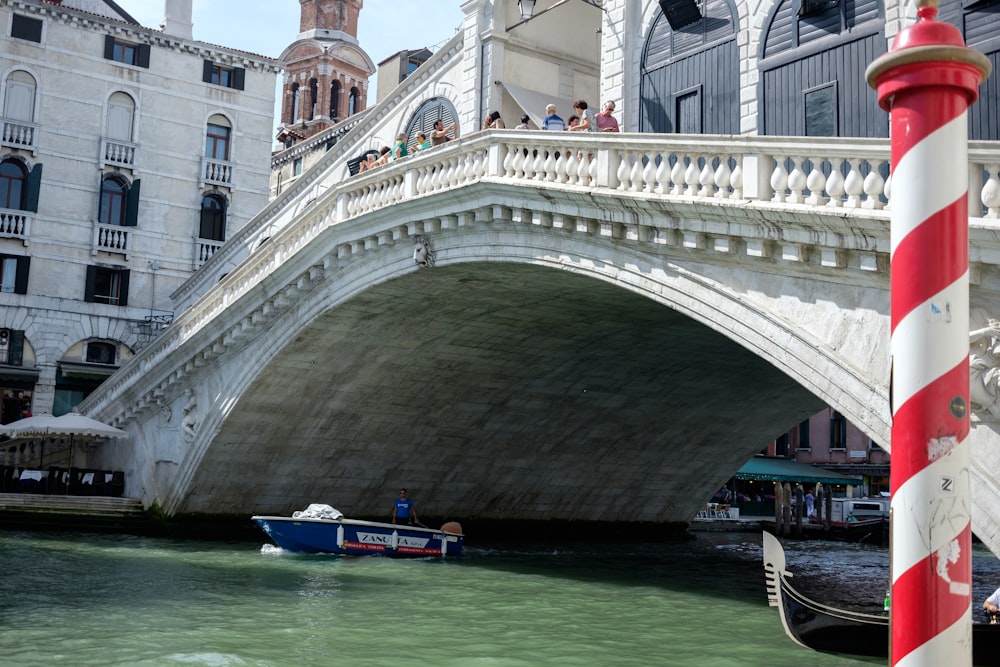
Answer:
[
  {"left": 762, "top": 531, "right": 1000, "bottom": 664},
  {"left": 252, "top": 515, "right": 464, "bottom": 557}
]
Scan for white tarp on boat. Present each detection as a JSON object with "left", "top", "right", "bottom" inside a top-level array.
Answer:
[{"left": 291, "top": 504, "right": 343, "bottom": 520}]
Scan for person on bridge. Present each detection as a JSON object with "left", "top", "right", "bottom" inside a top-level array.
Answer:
[
  {"left": 984, "top": 586, "right": 1000, "bottom": 622},
  {"left": 392, "top": 489, "right": 419, "bottom": 526}
]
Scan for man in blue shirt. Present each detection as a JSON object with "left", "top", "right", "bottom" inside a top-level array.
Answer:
[
  {"left": 392, "top": 488, "right": 419, "bottom": 526},
  {"left": 542, "top": 104, "right": 565, "bottom": 131}
]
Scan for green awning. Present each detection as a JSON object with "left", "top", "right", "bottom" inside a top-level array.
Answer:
[{"left": 734, "top": 457, "right": 864, "bottom": 486}]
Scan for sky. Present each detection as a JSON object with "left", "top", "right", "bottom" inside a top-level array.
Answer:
[{"left": 114, "top": 0, "right": 465, "bottom": 139}]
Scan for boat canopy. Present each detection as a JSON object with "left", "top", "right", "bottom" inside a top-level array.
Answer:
[{"left": 735, "top": 457, "right": 863, "bottom": 485}]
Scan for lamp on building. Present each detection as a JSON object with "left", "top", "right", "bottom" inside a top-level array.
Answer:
[{"left": 510, "top": 0, "right": 605, "bottom": 31}]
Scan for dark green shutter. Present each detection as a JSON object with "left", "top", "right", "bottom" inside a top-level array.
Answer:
[
  {"left": 84, "top": 265, "right": 97, "bottom": 302},
  {"left": 104, "top": 35, "right": 116, "bottom": 60},
  {"left": 124, "top": 178, "right": 140, "bottom": 227},
  {"left": 117, "top": 269, "right": 130, "bottom": 307},
  {"left": 233, "top": 67, "right": 246, "bottom": 90},
  {"left": 24, "top": 163, "right": 42, "bottom": 213},
  {"left": 136, "top": 44, "right": 151, "bottom": 68},
  {"left": 8, "top": 330, "right": 24, "bottom": 366},
  {"left": 203, "top": 60, "right": 214, "bottom": 83},
  {"left": 13, "top": 256, "right": 29, "bottom": 295}
]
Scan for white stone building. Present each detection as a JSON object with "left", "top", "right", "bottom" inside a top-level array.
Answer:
[{"left": 0, "top": 0, "right": 280, "bottom": 419}]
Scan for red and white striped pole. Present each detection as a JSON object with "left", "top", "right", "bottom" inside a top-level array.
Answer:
[{"left": 866, "top": 3, "right": 990, "bottom": 665}]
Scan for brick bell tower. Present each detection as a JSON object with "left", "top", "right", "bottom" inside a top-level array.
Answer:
[{"left": 277, "top": 0, "right": 375, "bottom": 144}]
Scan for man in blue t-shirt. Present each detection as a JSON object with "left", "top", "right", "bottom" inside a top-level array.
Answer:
[
  {"left": 392, "top": 488, "right": 419, "bottom": 526},
  {"left": 542, "top": 104, "right": 566, "bottom": 131}
]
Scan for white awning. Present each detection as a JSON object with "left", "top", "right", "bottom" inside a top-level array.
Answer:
[{"left": 500, "top": 82, "right": 575, "bottom": 129}]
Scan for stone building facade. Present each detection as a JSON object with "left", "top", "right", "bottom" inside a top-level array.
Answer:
[{"left": 0, "top": 0, "right": 280, "bottom": 418}]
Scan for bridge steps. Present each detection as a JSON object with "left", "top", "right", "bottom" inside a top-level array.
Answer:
[{"left": 0, "top": 493, "right": 149, "bottom": 531}]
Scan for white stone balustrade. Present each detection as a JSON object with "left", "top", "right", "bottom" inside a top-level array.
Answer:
[
  {"left": 195, "top": 239, "right": 224, "bottom": 269},
  {"left": 2, "top": 119, "right": 35, "bottom": 152},
  {"left": 202, "top": 158, "right": 233, "bottom": 187},
  {"left": 93, "top": 222, "right": 130, "bottom": 258},
  {"left": 101, "top": 138, "right": 137, "bottom": 169},
  {"left": 0, "top": 208, "right": 30, "bottom": 245}
]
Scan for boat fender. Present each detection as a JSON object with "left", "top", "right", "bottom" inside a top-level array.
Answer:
[{"left": 441, "top": 521, "right": 462, "bottom": 535}]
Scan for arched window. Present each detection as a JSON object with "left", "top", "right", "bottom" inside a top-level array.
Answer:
[
  {"left": 290, "top": 83, "right": 300, "bottom": 123},
  {"left": 404, "top": 97, "right": 460, "bottom": 151},
  {"left": 199, "top": 193, "right": 227, "bottom": 242},
  {"left": 3, "top": 70, "right": 36, "bottom": 122},
  {"left": 309, "top": 78, "right": 318, "bottom": 120},
  {"left": 98, "top": 175, "right": 128, "bottom": 226},
  {"left": 105, "top": 91, "right": 136, "bottom": 141},
  {"left": 330, "top": 80, "right": 341, "bottom": 118},
  {"left": 205, "top": 115, "right": 231, "bottom": 161},
  {"left": 348, "top": 87, "right": 360, "bottom": 116},
  {"left": 0, "top": 159, "right": 27, "bottom": 210}
]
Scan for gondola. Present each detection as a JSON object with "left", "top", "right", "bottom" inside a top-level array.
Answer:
[{"left": 762, "top": 531, "right": 1000, "bottom": 664}]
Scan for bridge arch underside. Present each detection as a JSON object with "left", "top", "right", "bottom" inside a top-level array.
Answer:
[{"left": 179, "top": 263, "right": 824, "bottom": 526}]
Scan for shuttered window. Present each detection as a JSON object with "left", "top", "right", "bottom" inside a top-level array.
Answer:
[
  {"left": 404, "top": 98, "right": 459, "bottom": 152},
  {"left": 202, "top": 60, "right": 246, "bottom": 91}
]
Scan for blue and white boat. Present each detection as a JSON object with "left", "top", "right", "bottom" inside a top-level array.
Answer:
[{"left": 252, "top": 504, "right": 464, "bottom": 557}]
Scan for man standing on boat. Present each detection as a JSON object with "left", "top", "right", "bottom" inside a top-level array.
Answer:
[{"left": 392, "top": 489, "right": 419, "bottom": 526}]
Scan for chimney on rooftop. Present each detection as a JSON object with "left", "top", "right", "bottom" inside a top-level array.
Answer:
[{"left": 161, "top": 0, "right": 193, "bottom": 40}]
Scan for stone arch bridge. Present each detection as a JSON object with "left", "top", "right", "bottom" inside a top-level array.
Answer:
[{"left": 79, "top": 131, "right": 1000, "bottom": 555}]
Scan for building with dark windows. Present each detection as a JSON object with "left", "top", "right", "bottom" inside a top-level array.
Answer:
[{"left": 0, "top": 0, "right": 280, "bottom": 416}]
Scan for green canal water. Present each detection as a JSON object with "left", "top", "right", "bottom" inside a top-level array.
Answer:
[{"left": 3, "top": 527, "right": 996, "bottom": 666}]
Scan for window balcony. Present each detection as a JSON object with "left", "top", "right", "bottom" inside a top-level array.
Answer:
[
  {"left": 195, "top": 238, "right": 224, "bottom": 269},
  {"left": 92, "top": 221, "right": 130, "bottom": 259},
  {"left": 101, "top": 137, "right": 137, "bottom": 169},
  {"left": 0, "top": 208, "right": 31, "bottom": 246},
  {"left": 1, "top": 118, "right": 36, "bottom": 154},
  {"left": 201, "top": 157, "right": 233, "bottom": 187}
]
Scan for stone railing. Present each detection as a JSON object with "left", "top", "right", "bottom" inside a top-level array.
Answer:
[
  {"left": 86, "top": 131, "right": 1000, "bottom": 424},
  {"left": 92, "top": 221, "right": 130, "bottom": 258},
  {"left": 0, "top": 208, "right": 31, "bottom": 245},
  {"left": 201, "top": 157, "right": 233, "bottom": 187},
  {"left": 101, "top": 137, "right": 137, "bottom": 169},
  {"left": 194, "top": 238, "right": 224, "bottom": 269},
  {"left": 2, "top": 118, "right": 36, "bottom": 153}
]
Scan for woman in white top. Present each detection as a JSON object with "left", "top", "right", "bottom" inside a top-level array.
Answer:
[{"left": 568, "top": 100, "right": 596, "bottom": 132}]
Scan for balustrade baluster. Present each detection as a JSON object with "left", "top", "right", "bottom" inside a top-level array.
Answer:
[
  {"left": 862, "top": 168, "right": 885, "bottom": 210},
  {"left": 698, "top": 157, "right": 715, "bottom": 197},
  {"left": 714, "top": 157, "right": 732, "bottom": 199},
  {"left": 577, "top": 152, "right": 591, "bottom": 185},
  {"left": 805, "top": 161, "right": 827, "bottom": 206},
  {"left": 826, "top": 163, "right": 846, "bottom": 207},
  {"left": 730, "top": 157, "right": 743, "bottom": 199},
  {"left": 786, "top": 157, "right": 806, "bottom": 204},
  {"left": 542, "top": 150, "right": 556, "bottom": 182},
  {"left": 843, "top": 159, "right": 863, "bottom": 208},
  {"left": 630, "top": 154, "right": 644, "bottom": 193},
  {"left": 565, "top": 149, "right": 579, "bottom": 185},
  {"left": 670, "top": 158, "right": 685, "bottom": 196},
  {"left": 617, "top": 150, "right": 632, "bottom": 191},
  {"left": 770, "top": 158, "right": 789, "bottom": 203},
  {"left": 983, "top": 164, "right": 1000, "bottom": 218},
  {"left": 502, "top": 144, "right": 515, "bottom": 178},
  {"left": 654, "top": 154, "right": 669, "bottom": 195},
  {"left": 642, "top": 154, "right": 657, "bottom": 193},
  {"left": 532, "top": 149, "right": 545, "bottom": 180},
  {"left": 555, "top": 150, "right": 568, "bottom": 183},
  {"left": 512, "top": 145, "right": 526, "bottom": 180},
  {"left": 684, "top": 156, "right": 700, "bottom": 196}
]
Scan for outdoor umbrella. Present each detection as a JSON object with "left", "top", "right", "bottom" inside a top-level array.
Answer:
[
  {"left": 0, "top": 413, "right": 65, "bottom": 467},
  {"left": 0, "top": 412, "right": 127, "bottom": 492}
]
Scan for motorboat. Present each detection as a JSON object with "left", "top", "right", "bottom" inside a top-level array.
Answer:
[
  {"left": 762, "top": 531, "right": 1000, "bottom": 663},
  {"left": 253, "top": 504, "right": 464, "bottom": 557}
]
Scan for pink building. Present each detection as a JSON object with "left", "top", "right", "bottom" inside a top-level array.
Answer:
[{"left": 761, "top": 408, "right": 890, "bottom": 497}]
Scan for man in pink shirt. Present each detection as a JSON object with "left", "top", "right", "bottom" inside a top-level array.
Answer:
[{"left": 596, "top": 100, "right": 620, "bottom": 132}]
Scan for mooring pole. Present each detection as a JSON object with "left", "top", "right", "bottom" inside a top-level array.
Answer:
[{"left": 866, "top": 3, "right": 990, "bottom": 665}]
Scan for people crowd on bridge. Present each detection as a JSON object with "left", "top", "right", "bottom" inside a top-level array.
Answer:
[{"left": 353, "top": 98, "right": 619, "bottom": 176}]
